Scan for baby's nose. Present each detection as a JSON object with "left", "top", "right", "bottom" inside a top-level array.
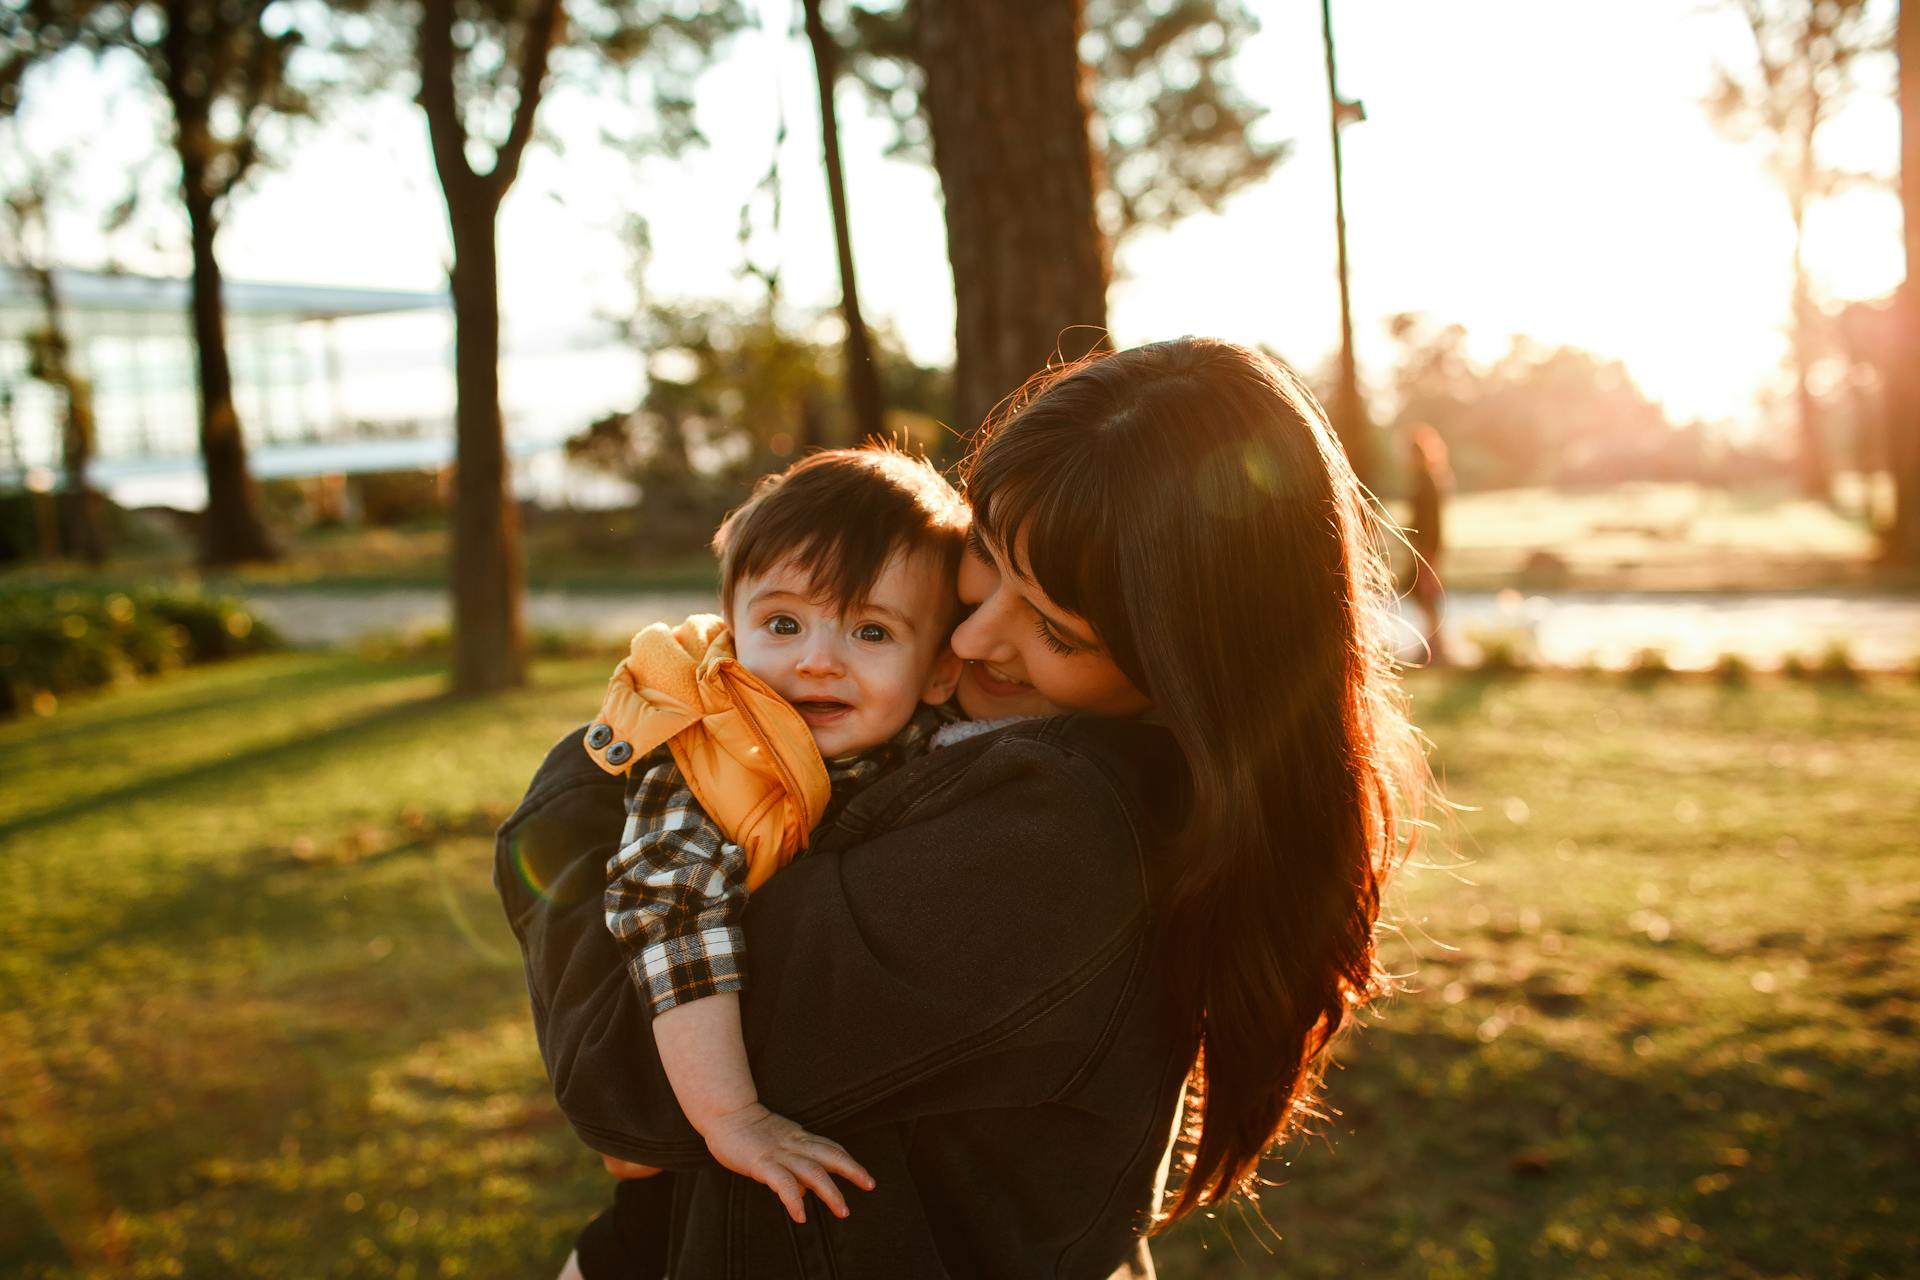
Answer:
[{"left": 794, "top": 634, "right": 846, "bottom": 675}]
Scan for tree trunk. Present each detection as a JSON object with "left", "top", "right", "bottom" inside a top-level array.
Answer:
[
  {"left": 1891, "top": 0, "right": 1920, "bottom": 565},
  {"left": 26, "top": 261, "right": 106, "bottom": 562},
  {"left": 181, "top": 184, "right": 278, "bottom": 564},
  {"left": 446, "top": 200, "right": 528, "bottom": 693},
  {"left": 1788, "top": 204, "right": 1830, "bottom": 504},
  {"left": 803, "top": 0, "right": 887, "bottom": 446},
  {"left": 915, "top": 0, "right": 1109, "bottom": 435},
  {"left": 58, "top": 380, "right": 105, "bottom": 565},
  {"left": 160, "top": 0, "right": 279, "bottom": 570},
  {"left": 1320, "top": 0, "right": 1374, "bottom": 491},
  {"left": 419, "top": 0, "right": 555, "bottom": 693},
  {"left": 1787, "top": 89, "right": 1830, "bottom": 505}
]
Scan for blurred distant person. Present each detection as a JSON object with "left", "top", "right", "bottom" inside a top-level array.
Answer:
[{"left": 1405, "top": 422, "right": 1451, "bottom": 665}]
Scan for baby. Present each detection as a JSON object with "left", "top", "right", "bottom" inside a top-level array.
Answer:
[{"left": 582, "top": 445, "right": 970, "bottom": 1227}]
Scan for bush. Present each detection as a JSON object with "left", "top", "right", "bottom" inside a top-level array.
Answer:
[
  {"left": 356, "top": 624, "right": 609, "bottom": 663},
  {"left": 1626, "top": 647, "right": 1673, "bottom": 686},
  {"left": 1813, "top": 641, "right": 1861, "bottom": 685},
  {"left": 1713, "top": 653, "right": 1752, "bottom": 688},
  {"left": 0, "top": 586, "right": 281, "bottom": 718},
  {"left": 352, "top": 470, "right": 447, "bottom": 527},
  {"left": 1463, "top": 626, "right": 1535, "bottom": 675},
  {"left": 0, "top": 490, "right": 192, "bottom": 563}
]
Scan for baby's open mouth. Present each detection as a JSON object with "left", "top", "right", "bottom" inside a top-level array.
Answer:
[{"left": 793, "top": 699, "right": 852, "bottom": 721}]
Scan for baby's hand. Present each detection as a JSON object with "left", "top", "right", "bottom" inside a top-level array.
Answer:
[{"left": 700, "top": 1101, "right": 875, "bottom": 1224}]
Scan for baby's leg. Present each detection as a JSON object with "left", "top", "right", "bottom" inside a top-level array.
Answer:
[{"left": 571, "top": 1173, "right": 675, "bottom": 1280}]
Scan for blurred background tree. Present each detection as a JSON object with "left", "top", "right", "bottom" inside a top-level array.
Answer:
[
  {"left": 1892, "top": 0, "right": 1919, "bottom": 564},
  {"left": 1, "top": 147, "right": 105, "bottom": 563},
  {"left": 840, "top": 0, "right": 1285, "bottom": 433},
  {"left": 568, "top": 290, "right": 951, "bottom": 552},
  {"left": 1706, "top": 0, "right": 1891, "bottom": 506},
  {"left": 390, "top": 0, "right": 746, "bottom": 692},
  {"left": 0, "top": 0, "right": 329, "bottom": 565},
  {"left": 800, "top": 0, "right": 886, "bottom": 445},
  {"left": 1382, "top": 313, "right": 1712, "bottom": 492}
]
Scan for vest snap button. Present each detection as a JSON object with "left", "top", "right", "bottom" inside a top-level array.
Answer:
[
  {"left": 605, "top": 740, "right": 634, "bottom": 766},
  {"left": 586, "top": 723, "right": 614, "bottom": 750}
]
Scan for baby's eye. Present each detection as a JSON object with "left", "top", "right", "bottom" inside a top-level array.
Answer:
[
  {"left": 853, "top": 622, "right": 890, "bottom": 643},
  {"left": 767, "top": 615, "right": 800, "bottom": 637}
]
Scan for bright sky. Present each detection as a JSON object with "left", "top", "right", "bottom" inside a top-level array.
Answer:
[{"left": 7, "top": 0, "right": 1907, "bottom": 446}]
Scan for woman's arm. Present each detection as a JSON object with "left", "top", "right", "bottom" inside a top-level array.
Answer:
[{"left": 496, "top": 723, "right": 1155, "bottom": 1168}]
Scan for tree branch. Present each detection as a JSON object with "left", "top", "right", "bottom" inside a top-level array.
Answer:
[
  {"left": 488, "top": 0, "right": 567, "bottom": 199},
  {"left": 419, "top": 0, "right": 479, "bottom": 199}
]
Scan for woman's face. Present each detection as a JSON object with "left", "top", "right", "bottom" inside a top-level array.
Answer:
[{"left": 950, "top": 531, "right": 1151, "bottom": 718}]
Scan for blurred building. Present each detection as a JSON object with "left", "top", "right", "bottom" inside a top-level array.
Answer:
[
  {"left": 0, "top": 267, "right": 640, "bottom": 512},
  {"left": 0, "top": 266, "right": 458, "bottom": 505}
]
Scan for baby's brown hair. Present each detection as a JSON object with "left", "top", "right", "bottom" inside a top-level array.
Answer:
[{"left": 714, "top": 445, "right": 968, "bottom": 618}]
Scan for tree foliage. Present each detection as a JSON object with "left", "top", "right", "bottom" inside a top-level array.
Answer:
[
  {"left": 569, "top": 299, "right": 952, "bottom": 549},
  {"left": 840, "top": 0, "right": 1286, "bottom": 247},
  {"left": 1704, "top": 0, "right": 1892, "bottom": 501},
  {"left": 1383, "top": 314, "right": 1704, "bottom": 492}
]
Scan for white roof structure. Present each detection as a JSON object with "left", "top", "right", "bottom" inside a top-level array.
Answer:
[{"left": 0, "top": 266, "right": 447, "bottom": 330}]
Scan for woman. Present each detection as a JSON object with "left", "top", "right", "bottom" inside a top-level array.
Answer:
[{"left": 498, "top": 338, "right": 1421, "bottom": 1277}]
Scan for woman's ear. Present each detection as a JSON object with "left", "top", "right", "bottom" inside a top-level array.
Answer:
[{"left": 919, "top": 645, "right": 965, "bottom": 706}]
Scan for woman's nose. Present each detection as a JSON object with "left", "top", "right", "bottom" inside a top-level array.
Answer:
[{"left": 950, "top": 588, "right": 1013, "bottom": 663}]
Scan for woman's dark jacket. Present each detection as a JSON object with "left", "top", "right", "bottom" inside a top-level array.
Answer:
[{"left": 495, "top": 714, "right": 1193, "bottom": 1279}]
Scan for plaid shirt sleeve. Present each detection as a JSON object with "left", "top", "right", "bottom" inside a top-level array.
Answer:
[{"left": 604, "top": 752, "right": 749, "bottom": 1016}]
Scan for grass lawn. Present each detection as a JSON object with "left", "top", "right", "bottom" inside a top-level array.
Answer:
[
  {"left": 2, "top": 656, "right": 1916, "bottom": 1278},
  {"left": 1393, "top": 481, "right": 1908, "bottom": 594}
]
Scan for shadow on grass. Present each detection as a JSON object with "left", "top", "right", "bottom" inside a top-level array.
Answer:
[
  {"left": 0, "top": 677, "right": 454, "bottom": 843},
  {"left": 1160, "top": 1020, "right": 1918, "bottom": 1279},
  {"left": 3, "top": 826, "right": 591, "bottom": 1275},
  {"left": 0, "top": 653, "right": 444, "bottom": 757}
]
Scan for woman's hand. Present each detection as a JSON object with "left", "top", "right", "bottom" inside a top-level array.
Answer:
[{"left": 699, "top": 1100, "right": 875, "bottom": 1224}]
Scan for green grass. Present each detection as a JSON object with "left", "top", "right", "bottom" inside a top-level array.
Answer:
[
  {"left": 4, "top": 512, "right": 721, "bottom": 597},
  {"left": 2, "top": 658, "right": 1916, "bottom": 1277},
  {"left": 1160, "top": 673, "right": 1920, "bottom": 1279}
]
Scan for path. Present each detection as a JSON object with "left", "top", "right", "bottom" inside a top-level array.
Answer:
[{"left": 240, "top": 587, "right": 1920, "bottom": 671}]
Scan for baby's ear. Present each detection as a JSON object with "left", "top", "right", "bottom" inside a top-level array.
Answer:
[{"left": 919, "top": 645, "right": 964, "bottom": 706}]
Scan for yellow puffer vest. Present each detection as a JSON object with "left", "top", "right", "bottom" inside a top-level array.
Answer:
[{"left": 584, "top": 614, "right": 829, "bottom": 892}]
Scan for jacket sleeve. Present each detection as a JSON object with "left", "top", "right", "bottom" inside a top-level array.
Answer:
[
  {"left": 604, "top": 757, "right": 751, "bottom": 1016},
  {"left": 496, "top": 726, "right": 1152, "bottom": 1168}
]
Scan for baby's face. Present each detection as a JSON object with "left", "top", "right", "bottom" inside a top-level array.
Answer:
[{"left": 730, "top": 550, "right": 962, "bottom": 759}]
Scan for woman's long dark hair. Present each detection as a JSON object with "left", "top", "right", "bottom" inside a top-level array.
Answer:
[{"left": 962, "top": 338, "right": 1421, "bottom": 1224}]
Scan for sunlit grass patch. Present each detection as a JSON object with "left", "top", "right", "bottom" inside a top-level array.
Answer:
[
  {"left": 0, "top": 651, "right": 612, "bottom": 1278},
  {"left": 2, "top": 658, "right": 1916, "bottom": 1277},
  {"left": 1401, "top": 482, "right": 1900, "bottom": 591},
  {"left": 1160, "top": 674, "right": 1920, "bottom": 1279}
]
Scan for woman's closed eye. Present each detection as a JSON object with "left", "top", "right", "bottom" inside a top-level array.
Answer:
[{"left": 1032, "top": 615, "right": 1078, "bottom": 656}]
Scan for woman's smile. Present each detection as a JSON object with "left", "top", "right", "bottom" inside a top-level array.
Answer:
[
  {"left": 950, "top": 532, "right": 1150, "bottom": 718},
  {"left": 964, "top": 661, "right": 1031, "bottom": 697}
]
